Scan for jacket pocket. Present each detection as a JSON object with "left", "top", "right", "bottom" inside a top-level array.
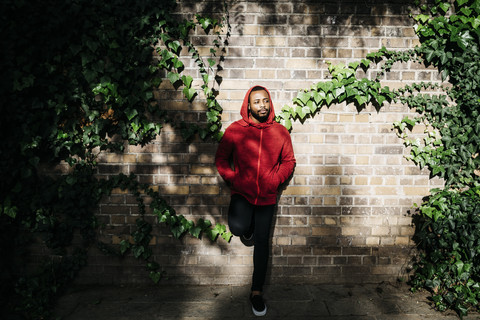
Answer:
[{"left": 263, "top": 171, "right": 280, "bottom": 195}]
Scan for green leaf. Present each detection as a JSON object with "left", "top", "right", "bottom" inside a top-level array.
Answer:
[
  {"left": 119, "top": 240, "right": 130, "bottom": 255},
  {"left": 181, "top": 75, "right": 193, "bottom": 88},
  {"left": 376, "top": 94, "right": 387, "bottom": 106},
  {"left": 317, "top": 81, "right": 334, "bottom": 93},
  {"left": 207, "top": 58, "right": 216, "bottom": 67},
  {"left": 415, "top": 14, "right": 430, "bottom": 23},
  {"left": 2, "top": 198, "right": 17, "bottom": 219},
  {"left": 325, "top": 93, "right": 334, "bottom": 105},
  {"left": 306, "top": 100, "right": 316, "bottom": 113},
  {"left": 348, "top": 61, "right": 359, "bottom": 70},
  {"left": 425, "top": 49, "right": 436, "bottom": 63},
  {"left": 296, "top": 91, "right": 311, "bottom": 105},
  {"left": 168, "top": 40, "right": 181, "bottom": 53},
  {"left": 355, "top": 95, "right": 369, "bottom": 106},
  {"left": 222, "top": 231, "right": 233, "bottom": 242},
  {"left": 167, "top": 72, "right": 180, "bottom": 85},
  {"left": 172, "top": 57, "right": 184, "bottom": 69},
  {"left": 149, "top": 271, "right": 162, "bottom": 284},
  {"left": 438, "top": 2, "right": 450, "bottom": 13},
  {"left": 455, "top": 30, "right": 473, "bottom": 50},
  {"left": 333, "top": 86, "right": 345, "bottom": 98},
  {"left": 189, "top": 226, "right": 202, "bottom": 238},
  {"left": 124, "top": 108, "right": 138, "bottom": 121},
  {"left": 206, "top": 228, "right": 219, "bottom": 241},
  {"left": 132, "top": 245, "right": 145, "bottom": 258},
  {"left": 471, "top": 17, "right": 480, "bottom": 29},
  {"left": 171, "top": 225, "right": 185, "bottom": 239},
  {"left": 312, "top": 91, "right": 325, "bottom": 104},
  {"left": 207, "top": 110, "right": 219, "bottom": 122},
  {"left": 183, "top": 87, "right": 196, "bottom": 101},
  {"left": 281, "top": 117, "right": 292, "bottom": 130}
]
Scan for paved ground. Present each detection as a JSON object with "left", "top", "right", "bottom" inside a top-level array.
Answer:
[{"left": 54, "top": 282, "right": 480, "bottom": 319}]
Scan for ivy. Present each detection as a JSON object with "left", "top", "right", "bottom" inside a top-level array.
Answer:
[
  {"left": 276, "top": 55, "right": 400, "bottom": 130},
  {"left": 282, "top": 0, "right": 480, "bottom": 316},
  {"left": 0, "top": 0, "right": 230, "bottom": 318},
  {"left": 106, "top": 173, "right": 232, "bottom": 284}
]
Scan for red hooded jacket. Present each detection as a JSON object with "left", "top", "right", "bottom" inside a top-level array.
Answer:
[{"left": 215, "top": 86, "right": 296, "bottom": 205}]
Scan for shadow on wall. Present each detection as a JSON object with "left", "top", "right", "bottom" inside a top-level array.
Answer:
[
  {"left": 10, "top": 1, "right": 426, "bottom": 319},
  {"left": 97, "top": 0, "right": 419, "bottom": 292},
  {"left": 226, "top": 0, "right": 412, "bottom": 57}
]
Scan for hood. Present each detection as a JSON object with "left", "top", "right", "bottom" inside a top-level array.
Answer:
[{"left": 239, "top": 85, "right": 275, "bottom": 128}]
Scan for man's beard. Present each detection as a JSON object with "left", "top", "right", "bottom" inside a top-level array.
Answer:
[{"left": 251, "top": 110, "right": 269, "bottom": 123}]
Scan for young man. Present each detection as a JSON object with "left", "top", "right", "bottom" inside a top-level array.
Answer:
[{"left": 215, "top": 85, "right": 296, "bottom": 316}]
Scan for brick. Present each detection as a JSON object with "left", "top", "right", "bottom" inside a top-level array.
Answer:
[
  {"left": 283, "top": 186, "right": 312, "bottom": 195},
  {"left": 403, "top": 186, "right": 430, "bottom": 196},
  {"left": 312, "top": 226, "right": 340, "bottom": 236}
]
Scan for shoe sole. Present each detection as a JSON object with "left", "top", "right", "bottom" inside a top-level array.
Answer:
[{"left": 252, "top": 305, "right": 267, "bottom": 316}]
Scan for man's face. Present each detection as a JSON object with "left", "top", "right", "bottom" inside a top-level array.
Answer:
[{"left": 249, "top": 90, "right": 270, "bottom": 123}]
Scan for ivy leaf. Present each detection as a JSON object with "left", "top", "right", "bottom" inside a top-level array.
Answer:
[
  {"left": 455, "top": 30, "right": 473, "bottom": 50},
  {"left": 1, "top": 198, "right": 17, "bottom": 219},
  {"left": 333, "top": 86, "right": 345, "bottom": 98},
  {"left": 167, "top": 72, "right": 180, "bottom": 85},
  {"left": 312, "top": 91, "right": 325, "bottom": 104},
  {"left": 348, "top": 61, "right": 359, "bottom": 70},
  {"left": 355, "top": 95, "right": 369, "bottom": 106},
  {"left": 222, "top": 231, "right": 233, "bottom": 242},
  {"left": 207, "top": 58, "right": 216, "bottom": 67},
  {"left": 317, "top": 81, "right": 334, "bottom": 93},
  {"left": 361, "top": 59, "right": 371, "bottom": 70},
  {"left": 207, "top": 110, "right": 219, "bottom": 122},
  {"left": 325, "top": 92, "right": 334, "bottom": 105},
  {"left": 415, "top": 14, "right": 430, "bottom": 23},
  {"left": 376, "top": 94, "right": 387, "bottom": 106},
  {"left": 124, "top": 108, "right": 138, "bottom": 121},
  {"left": 281, "top": 117, "right": 292, "bottom": 130},
  {"left": 132, "top": 245, "right": 145, "bottom": 258},
  {"left": 346, "top": 86, "right": 359, "bottom": 98},
  {"left": 306, "top": 100, "right": 316, "bottom": 113},
  {"left": 181, "top": 75, "right": 193, "bottom": 88},
  {"left": 171, "top": 224, "right": 185, "bottom": 239},
  {"left": 296, "top": 91, "right": 311, "bottom": 105},
  {"left": 438, "top": 2, "right": 450, "bottom": 13},
  {"left": 183, "top": 87, "right": 196, "bottom": 102},
  {"left": 189, "top": 226, "right": 202, "bottom": 238},
  {"left": 149, "top": 271, "right": 162, "bottom": 284},
  {"left": 425, "top": 49, "right": 436, "bottom": 63},
  {"left": 119, "top": 239, "right": 130, "bottom": 255},
  {"left": 206, "top": 228, "right": 219, "bottom": 241},
  {"left": 471, "top": 17, "right": 480, "bottom": 29},
  {"left": 172, "top": 57, "right": 184, "bottom": 69},
  {"left": 168, "top": 40, "right": 181, "bottom": 54}
]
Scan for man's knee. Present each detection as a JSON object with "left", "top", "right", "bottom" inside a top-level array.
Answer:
[{"left": 229, "top": 222, "right": 248, "bottom": 236}]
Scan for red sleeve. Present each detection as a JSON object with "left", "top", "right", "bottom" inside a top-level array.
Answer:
[
  {"left": 215, "top": 128, "right": 236, "bottom": 183},
  {"left": 276, "top": 128, "right": 296, "bottom": 185}
]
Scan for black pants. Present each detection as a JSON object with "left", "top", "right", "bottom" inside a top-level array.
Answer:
[{"left": 228, "top": 194, "right": 275, "bottom": 292}]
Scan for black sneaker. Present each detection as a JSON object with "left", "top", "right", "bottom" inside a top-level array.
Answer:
[
  {"left": 240, "top": 232, "right": 254, "bottom": 247},
  {"left": 250, "top": 294, "right": 267, "bottom": 316}
]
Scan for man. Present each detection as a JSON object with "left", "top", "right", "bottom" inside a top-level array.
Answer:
[{"left": 215, "top": 85, "right": 296, "bottom": 316}]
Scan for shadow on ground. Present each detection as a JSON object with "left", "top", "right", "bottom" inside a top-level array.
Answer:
[{"left": 54, "top": 282, "right": 480, "bottom": 319}]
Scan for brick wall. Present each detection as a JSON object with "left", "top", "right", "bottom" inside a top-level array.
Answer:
[{"left": 77, "top": 0, "right": 444, "bottom": 286}]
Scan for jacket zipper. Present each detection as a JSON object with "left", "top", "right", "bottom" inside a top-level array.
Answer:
[{"left": 254, "top": 129, "right": 263, "bottom": 205}]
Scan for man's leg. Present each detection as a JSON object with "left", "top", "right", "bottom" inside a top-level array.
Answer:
[
  {"left": 251, "top": 204, "right": 275, "bottom": 293},
  {"left": 227, "top": 194, "right": 254, "bottom": 237}
]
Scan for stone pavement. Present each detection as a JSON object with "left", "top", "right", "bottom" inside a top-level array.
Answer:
[{"left": 54, "top": 282, "right": 480, "bottom": 319}]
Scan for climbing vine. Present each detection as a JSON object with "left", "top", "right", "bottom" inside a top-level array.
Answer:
[
  {"left": 0, "top": 0, "right": 230, "bottom": 318},
  {"left": 279, "top": 0, "right": 480, "bottom": 317}
]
